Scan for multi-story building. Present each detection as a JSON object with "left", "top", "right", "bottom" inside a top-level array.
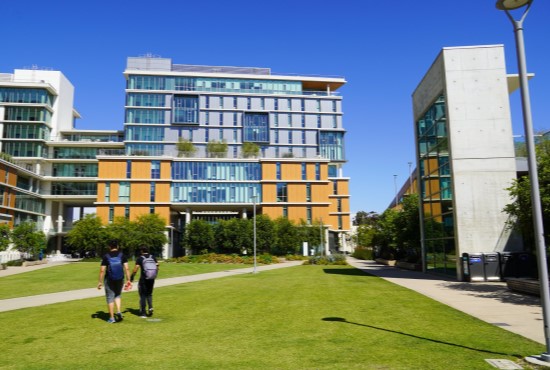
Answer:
[
  {"left": 0, "top": 57, "right": 351, "bottom": 258},
  {"left": 411, "top": 45, "right": 524, "bottom": 279}
]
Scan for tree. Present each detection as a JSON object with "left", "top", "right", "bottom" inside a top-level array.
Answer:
[
  {"left": 0, "top": 223, "right": 11, "bottom": 252},
  {"left": 272, "top": 217, "right": 299, "bottom": 255},
  {"left": 106, "top": 217, "right": 140, "bottom": 256},
  {"left": 214, "top": 218, "right": 251, "bottom": 254},
  {"left": 353, "top": 211, "right": 379, "bottom": 226},
  {"left": 393, "top": 194, "right": 421, "bottom": 261},
  {"left": 354, "top": 224, "right": 377, "bottom": 248},
  {"left": 504, "top": 138, "right": 550, "bottom": 251},
  {"left": 255, "top": 215, "right": 275, "bottom": 254},
  {"left": 133, "top": 213, "right": 168, "bottom": 256},
  {"left": 206, "top": 140, "right": 228, "bottom": 158},
  {"left": 242, "top": 142, "right": 260, "bottom": 158},
  {"left": 297, "top": 219, "right": 322, "bottom": 253},
  {"left": 373, "top": 208, "right": 399, "bottom": 259},
  {"left": 66, "top": 214, "right": 108, "bottom": 256},
  {"left": 11, "top": 221, "right": 46, "bottom": 259},
  {"left": 183, "top": 220, "right": 214, "bottom": 254},
  {"left": 176, "top": 138, "right": 196, "bottom": 157}
]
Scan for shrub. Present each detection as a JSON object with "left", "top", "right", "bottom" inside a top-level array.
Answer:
[
  {"left": 169, "top": 253, "right": 278, "bottom": 265},
  {"left": 285, "top": 254, "right": 308, "bottom": 261},
  {"left": 7, "top": 259, "right": 23, "bottom": 266},
  {"left": 304, "top": 254, "right": 348, "bottom": 265},
  {"left": 352, "top": 247, "right": 373, "bottom": 261}
]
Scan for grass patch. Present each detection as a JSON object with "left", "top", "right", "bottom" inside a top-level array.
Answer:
[
  {"left": 0, "top": 262, "right": 250, "bottom": 299},
  {"left": 0, "top": 265, "right": 543, "bottom": 369}
]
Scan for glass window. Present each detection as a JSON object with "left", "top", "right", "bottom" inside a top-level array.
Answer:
[
  {"left": 276, "top": 183, "right": 287, "bottom": 202},
  {"left": 306, "top": 207, "right": 312, "bottom": 224},
  {"left": 243, "top": 113, "right": 269, "bottom": 142},
  {"left": 205, "top": 96, "right": 210, "bottom": 109},
  {"left": 105, "top": 182, "right": 110, "bottom": 201},
  {"left": 151, "top": 160, "right": 160, "bottom": 179},
  {"left": 302, "top": 163, "right": 307, "bottom": 180},
  {"left": 119, "top": 182, "right": 130, "bottom": 202},
  {"left": 276, "top": 162, "right": 281, "bottom": 180},
  {"left": 126, "top": 161, "right": 132, "bottom": 178},
  {"left": 173, "top": 95, "right": 198, "bottom": 124},
  {"left": 319, "top": 132, "right": 344, "bottom": 161},
  {"left": 315, "top": 163, "right": 320, "bottom": 180},
  {"left": 306, "top": 183, "right": 311, "bottom": 202},
  {"left": 150, "top": 182, "right": 156, "bottom": 202}
]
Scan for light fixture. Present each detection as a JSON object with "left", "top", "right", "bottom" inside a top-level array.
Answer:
[{"left": 496, "top": 0, "right": 532, "bottom": 10}]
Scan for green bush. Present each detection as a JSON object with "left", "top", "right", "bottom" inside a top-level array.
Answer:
[
  {"left": 168, "top": 253, "right": 279, "bottom": 265},
  {"left": 284, "top": 254, "right": 308, "bottom": 261},
  {"left": 352, "top": 247, "right": 373, "bottom": 260},
  {"left": 7, "top": 259, "right": 23, "bottom": 266},
  {"left": 304, "top": 254, "right": 348, "bottom": 265}
]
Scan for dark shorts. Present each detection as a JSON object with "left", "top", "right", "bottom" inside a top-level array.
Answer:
[{"left": 104, "top": 279, "right": 124, "bottom": 304}]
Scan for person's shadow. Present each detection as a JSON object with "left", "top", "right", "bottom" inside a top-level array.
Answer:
[
  {"left": 91, "top": 311, "right": 110, "bottom": 321},
  {"left": 91, "top": 309, "right": 136, "bottom": 321},
  {"left": 126, "top": 308, "right": 143, "bottom": 317}
]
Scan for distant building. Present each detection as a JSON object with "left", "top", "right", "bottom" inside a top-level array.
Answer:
[{"left": 0, "top": 57, "right": 352, "bottom": 258}]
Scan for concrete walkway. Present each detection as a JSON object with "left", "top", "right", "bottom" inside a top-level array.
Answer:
[
  {"left": 0, "top": 258, "right": 545, "bottom": 346},
  {"left": 346, "top": 258, "right": 545, "bottom": 345},
  {"left": 0, "top": 261, "right": 304, "bottom": 313}
]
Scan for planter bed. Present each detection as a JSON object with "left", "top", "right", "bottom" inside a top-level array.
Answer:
[{"left": 506, "top": 278, "right": 544, "bottom": 296}]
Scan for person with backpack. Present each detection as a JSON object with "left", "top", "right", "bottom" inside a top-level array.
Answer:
[
  {"left": 97, "top": 240, "right": 131, "bottom": 324},
  {"left": 130, "top": 246, "right": 159, "bottom": 318}
]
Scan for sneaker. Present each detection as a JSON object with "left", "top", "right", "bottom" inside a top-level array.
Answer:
[
  {"left": 107, "top": 318, "right": 116, "bottom": 324},
  {"left": 139, "top": 311, "right": 147, "bottom": 318},
  {"left": 148, "top": 308, "right": 154, "bottom": 317},
  {"left": 115, "top": 312, "right": 123, "bottom": 322}
]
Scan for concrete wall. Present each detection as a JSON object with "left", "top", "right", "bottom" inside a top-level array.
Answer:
[{"left": 413, "top": 45, "right": 519, "bottom": 260}]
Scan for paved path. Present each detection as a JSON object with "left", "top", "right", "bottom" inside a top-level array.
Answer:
[
  {"left": 0, "top": 261, "right": 304, "bottom": 313},
  {"left": 347, "top": 258, "right": 545, "bottom": 345},
  {"left": 0, "top": 258, "right": 545, "bottom": 346}
]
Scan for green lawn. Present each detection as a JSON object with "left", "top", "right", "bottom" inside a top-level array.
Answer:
[
  {"left": 0, "top": 262, "right": 250, "bottom": 299},
  {"left": 0, "top": 265, "right": 544, "bottom": 369}
]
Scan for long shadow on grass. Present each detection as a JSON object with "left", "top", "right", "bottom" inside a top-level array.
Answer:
[
  {"left": 323, "top": 268, "right": 372, "bottom": 276},
  {"left": 322, "top": 317, "right": 522, "bottom": 358}
]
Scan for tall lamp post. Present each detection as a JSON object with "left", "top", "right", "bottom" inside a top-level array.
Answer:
[
  {"left": 497, "top": 0, "right": 550, "bottom": 362},
  {"left": 252, "top": 195, "right": 258, "bottom": 274}
]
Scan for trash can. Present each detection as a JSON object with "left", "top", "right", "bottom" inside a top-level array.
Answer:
[
  {"left": 483, "top": 253, "right": 501, "bottom": 281},
  {"left": 461, "top": 253, "right": 470, "bottom": 282},
  {"left": 514, "top": 252, "right": 537, "bottom": 279},
  {"left": 463, "top": 253, "right": 485, "bottom": 282},
  {"left": 500, "top": 252, "right": 513, "bottom": 280}
]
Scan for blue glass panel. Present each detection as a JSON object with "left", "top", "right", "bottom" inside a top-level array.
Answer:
[{"left": 243, "top": 113, "right": 269, "bottom": 142}]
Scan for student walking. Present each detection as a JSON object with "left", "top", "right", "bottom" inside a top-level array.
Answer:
[
  {"left": 97, "top": 240, "right": 131, "bottom": 323},
  {"left": 131, "top": 247, "right": 159, "bottom": 318}
]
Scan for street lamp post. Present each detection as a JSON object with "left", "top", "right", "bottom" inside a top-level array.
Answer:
[
  {"left": 252, "top": 195, "right": 257, "bottom": 274},
  {"left": 497, "top": 0, "right": 550, "bottom": 362}
]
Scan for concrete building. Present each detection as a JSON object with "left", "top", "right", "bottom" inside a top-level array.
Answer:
[{"left": 411, "top": 45, "right": 525, "bottom": 279}]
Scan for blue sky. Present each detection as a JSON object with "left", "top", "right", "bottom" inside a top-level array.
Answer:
[{"left": 2, "top": 0, "right": 549, "bottom": 215}]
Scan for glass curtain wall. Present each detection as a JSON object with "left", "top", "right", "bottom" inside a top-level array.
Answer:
[{"left": 416, "top": 95, "right": 455, "bottom": 276}]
